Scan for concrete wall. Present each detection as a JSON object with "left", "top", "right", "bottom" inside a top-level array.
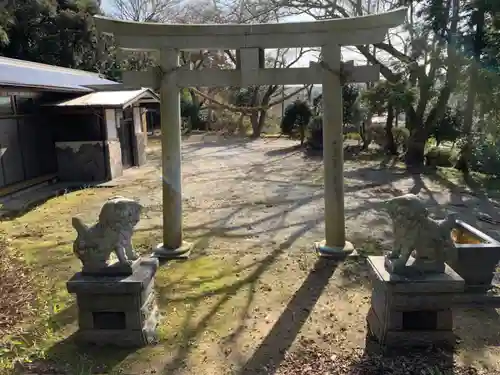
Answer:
[
  {"left": 55, "top": 141, "right": 108, "bottom": 182},
  {"left": 54, "top": 107, "right": 132, "bottom": 183},
  {"left": 51, "top": 104, "right": 148, "bottom": 184},
  {"left": 52, "top": 109, "right": 109, "bottom": 183}
]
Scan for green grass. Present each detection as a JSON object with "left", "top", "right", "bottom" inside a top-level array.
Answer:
[
  {"left": 435, "top": 166, "right": 500, "bottom": 195},
  {"left": 0, "top": 189, "right": 262, "bottom": 373}
]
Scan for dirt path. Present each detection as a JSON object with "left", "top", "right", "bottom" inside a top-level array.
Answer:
[{"left": 6, "top": 135, "right": 500, "bottom": 374}]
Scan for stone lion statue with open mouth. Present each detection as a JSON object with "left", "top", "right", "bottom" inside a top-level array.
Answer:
[
  {"left": 383, "top": 193, "right": 457, "bottom": 276},
  {"left": 72, "top": 196, "right": 143, "bottom": 273}
]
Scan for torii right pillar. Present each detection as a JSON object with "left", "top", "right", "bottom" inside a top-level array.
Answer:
[{"left": 315, "top": 43, "right": 354, "bottom": 259}]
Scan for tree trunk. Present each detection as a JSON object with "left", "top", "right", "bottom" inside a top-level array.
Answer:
[
  {"left": 360, "top": 111, "right": 372, "bottom": 150},
  {"left": 251, "top": 110, "right": 266, "bottom": 138},
  {"left": 306, "top": 84, "right": 313, "bottom": 102},
  {"left": 187, "top": 88, "right": 201, "bottom": 131},
  {"left": 250, "top": 86, "right": 275, "bottom": 138},
  {"left": 237, "top": 114, "right": 246, "bottom": 135},
  {"left": 422, "top": 0, "right": 461, "bottom": 133},
  {"left": 249, "top": 88, "right": 261, "bottom": 137},
  {"left": 402, "top": 0, "right": 460, "bottom": 168},
  {"left": 405, "top": 127, "right": 428, "bottom": 168},
  {"left": 253, "top": 110, "right": 267, "bottom": 138},
  {"left": 250, "top": 112, "right": 259, "bottom": 137},
  {"left": 460, "top": 6, "right": 484, "bottom": 175},
  {"left": 385, "top": 104, "right": 397, "bottom": 155},
  {"left": 207, "top": 107, "right": 213, "bottom": 131},
  {"left": 189, "top": 89, "right": 200, "bottom": 110}
]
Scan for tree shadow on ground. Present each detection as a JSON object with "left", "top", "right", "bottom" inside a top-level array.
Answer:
[
  {"left": 146, "top": 188, "right": 392, "bottom": 374},
  {"left": 128, "top": 177, "right": 332, "bottom": 374},
  {"left": 454, "top": 307, "right": 500, "bottom": 367},
  {"left": 344, "top": 166, "right": 407, "bottom": 193},
  {"left": 157, "top": 217, "right": 323, "bottom": 374},
  {"left": 277, "top": 334, "right": 458, "bottom": 374},
  {"left": 0, "top": 184, "right": 98, "bottom": 221},
  {"left": 354, "top": 332, "right": 455, "bottom": 374},
  {"left": 238, "top": 257, "right": 339, "bottom": 375},
  {"left": 410, "top": 168, "right": 500, "bottom": 241},
  {"left": 352, "top": 307, "right": 500, "bottom": 374},
  {"left": 11, "top": 303, "right": 134, "bottom": 374},
  {"left": 416, "top": 167, "right": 471, "bottom": 207},
  {"left": 182, "top": 135, "right": 255, "bottom": 151},
  {"left": 149, "top": 155, "right": 398, "bottom": 367},
  {"left": 423, "top": 168, "right": 500, "bottom": 213},
  {"left": 302, "top": 144, "right": 390, "bottom": 163},
  {"left": 264, "top": 144, "right": 304, "bottom": 157},
  {"left": 19, "top": 334, "right": 134, "bottom": 374},
  {"left": 335, "top": 236, "right": 388, "bottom": 290}
]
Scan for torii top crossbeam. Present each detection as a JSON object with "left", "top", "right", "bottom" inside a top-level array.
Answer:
[{"left": 94, "top": 8, "right": 407, "bottom": 50}]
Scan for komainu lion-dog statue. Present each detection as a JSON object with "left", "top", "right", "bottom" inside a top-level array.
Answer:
[
  {"left": 383, "top": 194, "right": 457, "bottom": 276},
  {"left": 72, "top": 196, "right": 143, "bottom": 273}
]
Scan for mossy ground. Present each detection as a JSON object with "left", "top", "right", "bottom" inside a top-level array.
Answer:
[
  {"left": 1, "top": 138, "right": 500, "bottom": 374},
  {"left": 0, "top": 188, "right": 259, "bottom": 373}
]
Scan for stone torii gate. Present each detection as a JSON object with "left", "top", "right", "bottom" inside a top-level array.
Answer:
[{"left": 94, "top": 8, "right": 407, "bottom": 259}]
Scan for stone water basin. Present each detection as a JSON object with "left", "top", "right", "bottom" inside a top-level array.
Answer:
[{"left": 449, "top": 220, "right": 500, "bottom": 292}]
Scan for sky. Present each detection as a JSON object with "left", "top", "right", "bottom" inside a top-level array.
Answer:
[
  {"left": 100, "top": 0, "right": 114, "bottom": 14},
  {"left": 99, "top": 0, "right": 402, "bottom": 68}
]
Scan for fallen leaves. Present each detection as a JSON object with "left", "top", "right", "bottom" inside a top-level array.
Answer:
[
  {"left": 0, "top": 231, "right": 39, "bottom": 337},
  {"left": 276, "top": 341, "right": 487, "bottom": 375}
]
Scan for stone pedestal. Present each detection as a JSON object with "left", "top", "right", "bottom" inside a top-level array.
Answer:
[
  {"left": 367, "top": 256, "right": 464, "bottom": 348},
  {"left": 67, "top": 258, "right": 159, "bottom": 347}
]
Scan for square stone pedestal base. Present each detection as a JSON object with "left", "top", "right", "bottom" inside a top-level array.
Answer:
[
  {"left": 67, "top": 258, "right": 159, "bottom": 348},
  {"left": 367, "top": 256, "right": 464, "bottom": 348}
]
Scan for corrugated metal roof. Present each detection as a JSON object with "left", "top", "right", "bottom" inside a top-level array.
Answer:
[
  {"left": 0, "top": 56, "right": 119, "bottom": 92},
  {"left": 49, "top": 88, "right": 159, "bottom": 108}
]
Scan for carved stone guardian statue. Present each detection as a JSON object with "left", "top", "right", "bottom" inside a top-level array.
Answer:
[
  {"left": 383, "top": 194, "right": 457, "bottom": 276},
  {"left": 67, "top": 196, "right": 159, "bottom": 347},
  {"left": 72, "top": 196, "right": 143, "bottom": 275}
]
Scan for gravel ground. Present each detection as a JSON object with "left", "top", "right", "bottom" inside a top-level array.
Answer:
[{"left": 9, "top": 134, "right": 500, "bottom": 374}]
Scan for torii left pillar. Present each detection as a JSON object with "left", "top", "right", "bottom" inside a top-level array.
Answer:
[
  {"left": 153, "top": 48, "right": 192, "bottom": 259},
  {"left": 314, "top": 43, "right": 354, "bottom": 260}
]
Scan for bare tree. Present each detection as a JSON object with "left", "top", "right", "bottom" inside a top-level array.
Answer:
[
  {"left": 110, "top": 0, "right": 181, "bottom": 22},
  {"left": 244, "top": 47, "right": 315, "bottom": 137},
  {"left": 172, "top": 0, "right": 310, "bottom": 137},
  {"left": 110, "top": 0, "right": 311, "bottom": 136}
]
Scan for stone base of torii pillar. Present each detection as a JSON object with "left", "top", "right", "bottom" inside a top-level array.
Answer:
[
  {"left": 314, "top": 240, "right": 355, "bottom": 260},
  {"left": 153, "top": 242, "right": 192, "bottom": 260}
]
